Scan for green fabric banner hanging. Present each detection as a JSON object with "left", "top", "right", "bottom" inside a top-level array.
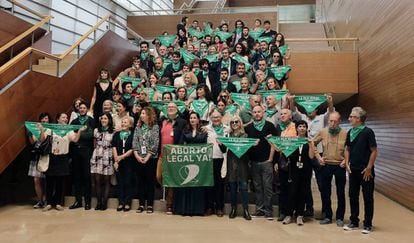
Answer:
[
  {"left": 266, "top": 136, "right": 308, "bottom": 157},
  {"left": 25, "top": 121, "right": 83, "bottom": 140},
  {"left": 259, "top": 89, "right": 289, "bottom": 101},
  {"left": 158, "top": 35, "right": 177, "bottom": 47},
  {"left": 249, "top": 29, "right": 265, "bottom": 41},
  {"left": 268, "top": 66, "right": 291, "bottom": 81},
  {"left": 155, "top": 84, "right": 176, "bottom": 94},
  {"left": 279, "top": 44, "right": 289, "bottom": 56},
  {"left": 205, "top": 53, "right": 219, "bottom": 63},
  {"left": 150, "top": 100, "right": 186, "bottom": 115},
  {"left": 162, "top": 144, "right": 213, "bottom": 187},
  {"left": 180, "top": 49, "right": 198, "bottom": 64},
  {"left": 120, "top": 76, "right": 142, "bottom": 89},
  {"left": 214, "top": 31, "right": 233, "bottom": 41},
  {"left": 188, "top": 28, "right": 205, "bottom": 39},
  {"left": 190, "top": 100, "right": 209, "bottom": 116},
  {"left": 257, "top": 36, "right": 273, "bottom": 44},
  {"left": 217, "top": 137, "right": 258, "bottom": 158},
  {"left": 294, "top": 95, "right": 327, "bottom": 113},
  {"left": 231, "top": 93, "right": 252, "bottom": 110}
]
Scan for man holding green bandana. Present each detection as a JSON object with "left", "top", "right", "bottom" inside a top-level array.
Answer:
[
  {"left": 344, "top": 107, "right": 377, "bottom": 234},
  {"left": 139, "top": 41, "right": 154, "bottom": 74}
]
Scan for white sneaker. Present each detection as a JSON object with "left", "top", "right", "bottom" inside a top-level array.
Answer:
[
  {"left": 282, "top": 216, "right": 291, "bottom": 224},
  {"left": 296, "top": 216, "right": 304, "bottom": 226},
  {"left": 362, "top": 226, "right": 372, "bottom": 234}
]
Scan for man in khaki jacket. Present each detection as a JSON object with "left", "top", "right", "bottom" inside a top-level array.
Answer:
[{"left": 313, "top": 112, "right": 347, "bottom": 227}]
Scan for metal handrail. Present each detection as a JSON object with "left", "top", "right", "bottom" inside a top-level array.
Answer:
[
  {"left": 9, "top": 0, "right": 46, "bottom": 19},
  {"left": 320, "top": 0, "right": 340, "bottom": 50},
  {"left": 130, "top": 5, "right": 278, "bottom": 13}
]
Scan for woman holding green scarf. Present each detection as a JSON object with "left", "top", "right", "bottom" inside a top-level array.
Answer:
[
  {"left": 133, "top": 107, "right": 160, "bottom": 213},
  {"left": 90, "top": 113, "right": 114, "bottom": 210},
  {"left": 90, "top": 68, "right": 114, "bottom": 123},
  {"left": 215, "top": 98, "right": 239, "bottom": 126},
  {"left": 182, "top": 72, "right": 198, "bottom": 101},
  {"left": 112, "top": 116, "right": 134, "bottom": 212},
  {"left": 189, "top": 83, "right": 215, "bottom": 123}
]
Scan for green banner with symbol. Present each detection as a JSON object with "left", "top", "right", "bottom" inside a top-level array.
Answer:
[
  {"left": 150, "top": 101, "right": 186, "bottom": 115},
  {"left": 279, "top": 44, "right": 289, "bottom": 56},
  {"left": 205, "top": 54, "right": 219, "bottom": 63},
  {"left": 231, "top": 93, "right": 252, "bottom": 110},
  {"left": 214, "top": 31, "right": 233, "bottom": 41},
  {"left": 233, "top": 53, "right": 252, "bottom": 70},
  {"left": 25, "top": 121, "right": 83, "bottom": 140},
  {"left": 249, "top": 29, "right": 265, "bottom": 41},
  {"left": 190, "top": 99, "right": 209, "bottom": 116},
  {"left": 155, "top": 84, "right": 176, "bottom": 94},
  {"left": 269, "top": 66, "right": 291, "bottom": 81},
  {"left": 162, "top": 144, "right": 213, "bottom": 187},
  {"left": 294, "top": 95, "right": 327, "bottom": 113},
  {"left": 189, "top": 28, "right": 205, "bottom": 39},
  {"left": 120, "top": 76, "right": 142, "bottom": 89},
  {"left": 266, "top": 136, "right": 308, "bottom": 157},
  {"left": 158, "top": 35, "right": 177, "bottom": 47},
  {"left": 218, "top": 137, "right": 258, "bottom": 158},
  {"left": 180, "top": 49, "right": 198, "bottom": 64},
  {"left": 259, "top": 89, "right": 289, "bottom": 101}
]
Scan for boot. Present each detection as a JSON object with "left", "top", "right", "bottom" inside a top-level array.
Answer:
[
  {"left": 229, "top": 206, "right": 237, "bottom": 219},
  {"left": 243, "top": 208, "right": 252, "bottom": 221},
  {"left": 95, "top": 199, "right": 102, "bottom": 210}
]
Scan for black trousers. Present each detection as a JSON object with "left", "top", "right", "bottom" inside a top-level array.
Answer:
[
  {"left": 278, "top": 170, "right": 289, "bottom": 215},
  {"left": 206, "top": 158, "right": 225, "bottom": 211},
  {"left": 46, "top": 175, "right": 64, "bottom": 206},
  {"left": 349, "top": 168, "right": 375, "bottom": 227},
  {"left": 136, "top": 158, "right": 157, "bottom": 207},
  {"left": 71, "top": 147, "right": 92, "bottom": 203},
  {"left": 287, "top": 169, "right": 312, "bottom": 216},
  {"left": 321, "top": 164, "right": 346, "bottom": 220},
  {"left": 117, "top": 159, "right": 134, "bottom": 206},
  {"left": 305, "top": 158, "right": 323, "bottom": 212}
]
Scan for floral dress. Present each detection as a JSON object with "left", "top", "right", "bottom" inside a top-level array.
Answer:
[{"left": 90, "top": 129, "right": 114, "bottom": 175}]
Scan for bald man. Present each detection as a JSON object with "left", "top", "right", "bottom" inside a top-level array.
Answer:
[{"left": 313, "top": 112, "right": 347, "bottom": 227}]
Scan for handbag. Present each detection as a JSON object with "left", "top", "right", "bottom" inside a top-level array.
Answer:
[
  {"left": 37, "top": 154, "right": 50, "bottom": 172},
  {"left": 33, "top": 133, "right": 53, "bottom": 156}
]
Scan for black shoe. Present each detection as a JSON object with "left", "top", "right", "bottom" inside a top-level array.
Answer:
[
  {"left": 84, "top": 203, "right": 91, "bottom": 210},
  {"left": 69, "top": 201, "right": 82, "bottom": 210},
  {"left": 277, "top": 213, "right": 286, "bottom": 221},
  {"left": 304, "top": 209, "right": 314, "bottom": 217},
  {"left": 243, "top": 209, "right": 252, "bottom": 221},
  {"left": 101, "top": 201, "right": 107, "bottom": 211},
  {"left": 95, "top": 200, "right": 102, "bottom": 211},
  {"left": 229, "top": 207, "right": 237, "bottom": 219},
  {"left": 124, "top": 205, "right": 131, "bottom": 212},
  {"left": 117, "top": 205, "right": 124, "bottom": 212}
]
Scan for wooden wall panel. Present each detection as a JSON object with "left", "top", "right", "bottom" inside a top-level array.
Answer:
[
  {"left": 127, "top": 12, "right": 277, "bottom": 38},
  {"left": 324, "top": 0, "right": 414, "bottom": 210},
  {"left": 0, "top": 31, "right": 138, "bottom": 173}
]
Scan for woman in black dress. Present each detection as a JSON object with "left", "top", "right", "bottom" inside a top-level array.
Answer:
[
  {"left": 90, "top": 68, "right": 114, "bottom": 122},
  {"left": 173, "top": 112, "right": 208, "bottom": 216}
]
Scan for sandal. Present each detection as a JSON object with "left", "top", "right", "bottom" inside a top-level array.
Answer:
[
  {"left": 147, "top": 206, "right": 154, "bottom": 214},
  {"left": 136, "top": 206, "right": 144, "bottom": 213}
]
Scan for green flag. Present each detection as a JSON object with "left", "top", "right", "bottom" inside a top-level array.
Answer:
[
  {"left": 205, "top": 53, "right": 219, "bottom": 63},
  {"left": 189, "top": 28, "right": 205, "bottom": 39},
  {"left": 186, "top": 86, "right": 196, "bottom": 98},
  {"left": 180, "top": 49, "right": 198, "bottom": 64},
  {"left": 158, "top": 35, "right": 176, "bottom": 47},
  {"left": 25, "top": 121, "right": 83, "bottom": 140},
  {"left": 190, "top": 99, "right": 209, "bottom": 116},
  {"left": 214, "top": 31, "right": 233, "bottom": 41},
  {"left": 269, "top": 66, "right": 291, "bottom": 81},
  {"left": 233, "top": 53, "right": 252, "bottom": 70},
  {"left": 230, "top": 80, "right": 241, "bottom": 92},
  {"left": 258, "top": 36, "right": 273, "bottom": 44},
  {"left": 218, "top": 137, "right": 258, "bottom": 158},
  {"left": 150, "top": 100, "right": 186, "bottom": 115},
  {"left": 225, "top": 104, "right": 238, "bottom": 115},
  {"left": 120, "top": 76, "right": 142, "bottom": 90},
  {"left": 279, "top": 44, "right": 289, "bottom": 56},
  {"left": 155, "top": 84, "right": 176, "bottom": 94},
  {"left": 162, "top": 58, "right": 173, "bottom": 69},
  {"left": 231, "top": 93, "right": 252, "bottom": 110},
  {"left": 259, "top": 89, "right": 289, "bottom": 101},
  {"left": 138, "top": 87, "right": 155, "bottom": 101},
  {"left": 249, "top": 29, "right": 265, "bottom": 41},
  {"left": 162, "top": 144, "right": 213, "bottom": 187},
  {"left": 294, "top": 95, "right": 327, "bottom": 113},
  {"left": 204, "top": 22, "right": 213, "bottom": 35},
  {"left": 266, "top": 136, "right": 308, "bottom": 157}
]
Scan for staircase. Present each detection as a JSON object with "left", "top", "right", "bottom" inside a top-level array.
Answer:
[
  {"left": 32, "top": 54, "right": 78, "bottom": 76},
  {"left": 280, "top": 23, "right": 334, "bottom": 52}
]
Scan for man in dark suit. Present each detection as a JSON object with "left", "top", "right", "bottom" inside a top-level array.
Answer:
[
  {"left": 196, "top": 58, "right": 219, "bottom": 91},
  {"left": 212, "top": 68, "right": 237, "bottom": 101},
  {"left": 216, "top": 47, "right": 237, "bottom": 76}
]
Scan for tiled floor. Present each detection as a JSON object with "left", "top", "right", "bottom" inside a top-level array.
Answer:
[{"left": 0, "top": 191, "right": 412, "bottom": 243}]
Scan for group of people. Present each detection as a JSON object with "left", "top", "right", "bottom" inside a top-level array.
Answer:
[{"left": 26, "top": 16, "right": 377, "bottom": 234}]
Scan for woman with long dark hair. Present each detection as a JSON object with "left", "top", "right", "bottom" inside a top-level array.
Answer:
[
  {"left": 90, "top": 68, "right": 114, "bottom": 121},
  {"left": 90, "top": 113, "right": 114, "bottom": 210}
]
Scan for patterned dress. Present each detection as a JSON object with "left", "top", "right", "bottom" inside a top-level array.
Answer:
[{"left": 90, "top": 129, "right": 114, "bottom": 175}]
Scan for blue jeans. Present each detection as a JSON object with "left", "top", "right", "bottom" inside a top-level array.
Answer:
[
  {"left": 229, "top": 181, "right": 249, "bottom": 208},
  {"left": 251, "top": 161, "right": 274, "bottom": 214}
]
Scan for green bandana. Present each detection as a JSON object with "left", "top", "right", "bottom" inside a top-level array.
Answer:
[
  {"left": 202, "top": 70, "right": 208, "bottom": 79},
  {"left": 213, "top": 124, "right": 224, "bottom": 136},
  {"left": 101, "top": 127, "right": 108, "bottom": 132},
  {"left": 163, "top": 58, "right": 172, "bottom": 69},
  {"left": 193, "top": 68, "right": 200, "bottom": 76},
  {"left": 231, "top": 80, "right": 241, "bottom": 92},
  {"left": 266, "top": 136, "right": 308, "bottom": 157},
  {"left": 225, "top": 104, "right": 238, "bottom": 115},
  {"left": 151, "top": 101, "right": 186, "bottom": 115},
  {"left": 217, "top": 137, "right": 259, "bottom": 158},
  {"left": 141, "top": 124, "right": 150, "bottom": 134},
  {"left": 100, "top": 79, "right": 109, "bottom": 84},
  {"left": 279, "top": 121, "right": 291, "bottom": 131},
  {"left": 25, "top": 121, "right": 83, "bottom": 139},
  {"left": 294, "top": 95, "right": 327, "bottom": 113},
  {"left": 139, "top": 88, "right": 155, "bottom": 101},
  {"left": 350, "top": 125, "right": 365, "bottom": 142},
  {"left": 249, "top": 29, "right": 265, "bottom": 41},
  {"left": 266, "top": 109, "right": 278, "bottom": 118},
  {"left": 204, "top": 22, "right": 213, "bottom": 35},
  {"left": 189, "top": 28, "right": 205, "bottom": 39},
  {"left": 119, "top": 130, "right": 131, "bottom": 141},
  {"left": 140, "top": 51, "right": 149, "bottom": 60},
  {"left": 221, "top": 81, "right": 228, "bottom": 90},
  {"left": 233, "top": 53, "right": 251, "bottom": 70},
  {"left": 191, "top": 99, "right": 209, "bottom": 116},
  {"left": 155, "top": 68, "right": 165, "bottom": 78},
  {"left": 123, "top": 93, "right": 132, "bottom": 101},
  {"left": 155, "top": 84, "right": 176, "bottom": 94},
  {"left": 120, "top": 76, "right": 142, "bottom": 90},
  {"left": 235, "top": 28, "right": 242, "bottom": 34},
  {"left": 259, "top": 89, "right": 288, "bottom": 101},
  {"left": 78, "top": 115, "right": 88, "bottom": 125},
  {"left": 186, "top": 86, "right": 196, "bottom": 98},
  {"left": 269, "top": 66, "right": 291, "bottom": 81},
  {"left": 258, "top": 36, "right": 273, "bottom": 44},
  {"left": 172, "top": 62, "right": 181, "bottom": 72},
  {"left": 231, "top": 93, "right": 252, "bottom": 110},
  {"left": 206, "top": 54, "right": 219, "bottom": 63},
  {"left": 253, "top": 119, "right": 266, "bottom": 131},
  {"left": 214, "top": 30, "right": 233, "bottom": 41},
  {"left": 261, "top": 50, "right": 270, "bottom": 59},
  {"left": 158, "top": 35, "right": 176, "bottom": 47},
  {"left": 279, "top": 44, "right": 289, "bottom": 56},
  {"left": 221, "top": 59, "right": 230, "bottom": 69},
  {"left": 180, "top": 49, "right": 198, "bottom": 64},
  {"left": 329, "top": 127, "right": 341, "bottom": 135}
]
